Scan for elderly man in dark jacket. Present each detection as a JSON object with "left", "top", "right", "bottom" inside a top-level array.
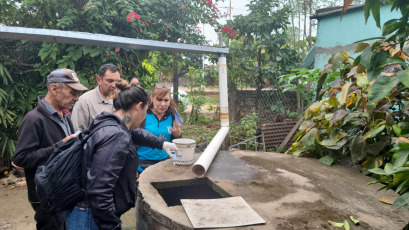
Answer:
[{"left": 13, "top": 69, "right": 88, "bottom": 229}]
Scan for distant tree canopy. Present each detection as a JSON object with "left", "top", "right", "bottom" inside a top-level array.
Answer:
[{"left": 213, "top": 0, "right": 300, "bottom": 89}]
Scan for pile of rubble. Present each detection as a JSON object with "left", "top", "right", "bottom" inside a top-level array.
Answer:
[{"left": 0, "top": 169, "right": 26, "bottom": 188}]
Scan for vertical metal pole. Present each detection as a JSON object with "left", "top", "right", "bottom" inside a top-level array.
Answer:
[
  {"left": 229, "top": 0, "right": 232, "bottom": 20},
  {"left": 173, "top": 52, "right": 179, "bottom": 105},
  {"left": 218, "top": 33, "right": 229, "bottom": 127},
  {"left": 262, "top": 133, "right": 266, "bottom": 152},
  {"left": 202, "top": 54, "right": 205, "bottom": 80}
]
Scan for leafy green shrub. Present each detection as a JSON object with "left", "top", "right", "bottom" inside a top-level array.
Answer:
[
  {"left": 280, "top": 67, "right": 342, "bottom": 104},
  {"left": 0, "top": 43, "right": 45, "bottom": 160},
  {"left": 230, "top": 109, "right": 259, "bottom": 144},
  {"left": 291, "top": 0, "right": 409, "bottom": 212},
  {"left": 186, "top": 68, "right": 206, "bottom": 123},
  {"left": 287, "top": 12, "right": 409, "bottom": 210},
  {"left": 287, "top": 48, "right": 409, "bottom": 209},
  {"left": 368, "top": 142, "right": 409, "bottom": 210}
]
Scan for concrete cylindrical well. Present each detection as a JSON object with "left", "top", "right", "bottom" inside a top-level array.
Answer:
[{"left": 136, "top": 150, "right": 409, "bottom": 229}]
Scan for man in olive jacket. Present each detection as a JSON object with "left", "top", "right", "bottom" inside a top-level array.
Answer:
[{"left": 13, "top": 69, "right": 88, "bottom": 230}]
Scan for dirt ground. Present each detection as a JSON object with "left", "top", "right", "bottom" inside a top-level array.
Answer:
[
  {"left": 180, "top": 86, "right": 220, "bottom": 119},
  {"left": 0, "top": 186, "right": 136, "bottom": 230}
]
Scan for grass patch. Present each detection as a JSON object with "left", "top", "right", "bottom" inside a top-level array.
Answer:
[
  {"left": 203, "top": 97, "right": 219, "bottom": 105},
  {"left": 181, "top": 121, "right": 220, "bottom": 140}
]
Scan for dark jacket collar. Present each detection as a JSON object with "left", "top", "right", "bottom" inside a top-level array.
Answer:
[
  {"left": 37, "top": 96, "right": 71, "bottom": 120},
  {"left": 91, "top": 111, "right": 129, "bottom": 134},
  {"left": 36, "top": 96, "right": 52, "bottom": 117}
]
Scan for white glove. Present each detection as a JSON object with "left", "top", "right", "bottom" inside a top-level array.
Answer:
[{"left": 162, "top": 141, "right": 178, "bottom": 157}]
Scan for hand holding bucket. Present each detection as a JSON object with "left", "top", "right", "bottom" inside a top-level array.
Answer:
[
  {"left": 162, "top": 142, "right": 178, "bottom": 157},
  {"left": 172, "top": 139, "right": 196, "bottom": 165}
]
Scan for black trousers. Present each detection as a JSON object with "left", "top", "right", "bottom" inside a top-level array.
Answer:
[{"left": 31, "top": 203, "right": 66, "bottom": 230}]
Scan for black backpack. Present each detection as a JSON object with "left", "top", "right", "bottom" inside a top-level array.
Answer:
[{"left": 35, "top": 120, "right": 118, "bottom": 213}]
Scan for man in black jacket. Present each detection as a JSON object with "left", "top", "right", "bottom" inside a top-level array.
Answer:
[{"left": 13, "top": 69, "right": 88, "bottom": 230}]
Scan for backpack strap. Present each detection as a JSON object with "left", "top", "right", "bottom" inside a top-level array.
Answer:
[{"left": 80, "top": 119, "right": 121, "bottom": 197}]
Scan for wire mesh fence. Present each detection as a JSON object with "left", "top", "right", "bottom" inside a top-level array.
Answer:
[
  {"left": 177, "top": 75, "right": 302, "bottom": 152},
  {"left": 228, "top": 85, "right": 301, "bottom": 151},
  {"left": 229, "top": 87, "right": 299, "bottom": 124}
]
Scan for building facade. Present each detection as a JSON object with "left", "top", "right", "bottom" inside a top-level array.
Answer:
[{"left": 304, "top": 4, "right": 401, "bottom": 69}]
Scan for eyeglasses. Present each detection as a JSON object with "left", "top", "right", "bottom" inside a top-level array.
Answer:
[{"left": 154, "top": 83, "right": 171, "bottom": 90}]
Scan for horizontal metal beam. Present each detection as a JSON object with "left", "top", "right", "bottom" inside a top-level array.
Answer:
[{"left": 0, "top": 26, "right": 229, "bottom": 54}]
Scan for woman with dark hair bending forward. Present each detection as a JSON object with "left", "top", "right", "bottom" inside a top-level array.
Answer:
[
  {"left": 66, "top": 81, "right": 156, "bottom": 229},
  {"left": 137, "top": 83, "right": 182, "bottom": 173}
]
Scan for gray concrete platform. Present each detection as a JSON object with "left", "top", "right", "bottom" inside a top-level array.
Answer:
[{"left": 136, "top": 150, "right": 409, "bottom": 229}]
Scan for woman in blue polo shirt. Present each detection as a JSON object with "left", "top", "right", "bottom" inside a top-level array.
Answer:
[{"left": 137, "top": 83, "right": 182, "bottom": 173}]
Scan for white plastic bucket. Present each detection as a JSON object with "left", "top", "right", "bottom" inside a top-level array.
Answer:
[{"left": 172, "top": 138, "right": 196, "bottom": 165}]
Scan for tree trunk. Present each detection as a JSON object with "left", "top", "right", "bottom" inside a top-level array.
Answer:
[
  {"left": 296, "top": 91, "right": 301, "bottom": 113},
  {"left": 135, "top": 50, "right": 150, "bottom": 72},
  {"left": 289, "top": 0, "right": 296, "bottom": 50},
  {"left": 298, "top": 4, "right": 301, "bottom": 50},
  {"left": 308, "top": 0, "right": 313, "bottom": 49},
  {"left": 303, "top": 0, "right": 307, "bottom": 54},
  {"left": 189, "top": 105, "right": 195, "bottom": 123},
  {"left": 255, "top": 44, "right": 263, "bottom": 114},
  {"left": 172, "top": 52, "right": 179, "bottom": 106}
]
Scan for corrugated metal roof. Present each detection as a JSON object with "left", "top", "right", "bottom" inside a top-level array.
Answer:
[
  {"left": 310, "top": 4, "right": 364, "bottom": 20},
  {"left": 302, "top": 46, "right": 316, "bottom": 68}
]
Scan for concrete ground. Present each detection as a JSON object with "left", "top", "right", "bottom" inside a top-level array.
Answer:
[{"left": 137, "top": 150, "right": 409, "bottom": 229}]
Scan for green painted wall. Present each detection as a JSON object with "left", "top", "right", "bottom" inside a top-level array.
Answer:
[{"left": 312, "top": 5, "right": 400, "bottom": 68}]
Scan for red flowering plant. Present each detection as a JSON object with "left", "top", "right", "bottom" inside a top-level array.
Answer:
[
  {"left": 81, "top": 3, "right": 92, "bottom": 10},
  {"left": 220, "top": 25, "right": 238, "bottom": 39},
  {"left": 126, "top": 12, "right": 141, "bottom": 22},
  {"left": 27, "top": 0, "right": 226, "bottom": 93},
  {"left": 119, "top": 0, "right": 224, "bottom": 45}
]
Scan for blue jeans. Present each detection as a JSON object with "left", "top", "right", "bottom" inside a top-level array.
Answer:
[{"left": 66, "top": 203, "right": 98, "bottom": 230}]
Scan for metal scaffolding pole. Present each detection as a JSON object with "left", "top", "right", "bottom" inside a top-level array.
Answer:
[{"left": 0, "top": 26, "right": 229, "bottom": 55}]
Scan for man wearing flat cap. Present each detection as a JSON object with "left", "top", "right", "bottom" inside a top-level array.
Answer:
[{"left": 13, "top": 68, "right": 88, "bottom": 230}]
